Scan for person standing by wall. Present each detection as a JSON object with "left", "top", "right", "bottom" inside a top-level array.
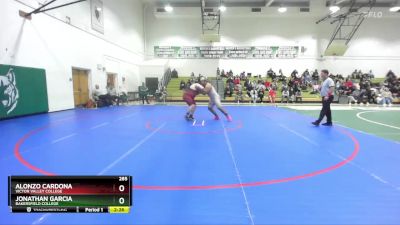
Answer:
[
  {"left": 139, "top": 82, "right": 150, "bottom": 104},
  {"left": 312, "top": 69, "right": 335, "bottom": 126}
]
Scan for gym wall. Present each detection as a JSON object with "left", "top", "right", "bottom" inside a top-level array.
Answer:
[
  {"left": 145, "top": 7, "right": 400, "bottom": 77},
  {"left": 0, "top": 0, "right": 145, "bottom": 112}
]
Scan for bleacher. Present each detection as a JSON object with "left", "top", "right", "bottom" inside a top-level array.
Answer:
[
  {"left": 165, "top": 77, "right": 320, "bottom": 103},
  {"left": 165, "top": 77, "right": 396, "bottom": 104}
]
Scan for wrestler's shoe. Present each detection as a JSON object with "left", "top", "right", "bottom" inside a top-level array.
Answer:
[{"left": 186, "top": 114, "right": 195, "bottom": 121}]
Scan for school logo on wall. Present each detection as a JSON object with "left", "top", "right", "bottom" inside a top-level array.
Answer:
[
  {"left": 0, "top": 68, "right": 19, "bottom": 114},
  {"left": 91, "top": 0, "right": 104, "bottom": 34}
]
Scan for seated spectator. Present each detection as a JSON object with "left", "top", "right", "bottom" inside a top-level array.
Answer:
[
  {"left": 348, "top": 88, "right": 360, "bottom": 106},
  {"left": 243, "top": 78, "right": 250, "bottom": 90},
  {"left": 303, "top": 69, "right": 312, "bottom": 86},
  {"left": 368, "top": 70, "right": 374, "bottom": 79},
  {"left": 289, "top": 87, "right": 296, "bottom": 103},
  {"left": 310, "top": 83, "right": 320, "bottom": 95},
  {"left": 235, "top": 84, "right": 244, "bottom": 103},
  {"left": 264, "top": 80, "right": 271, "bottom": 89},
  {"left": 351, "top": 69, "right": 358, "bottom": 79},
  {"left": 295, "top": 89, "right": 303, "bottom": 103},
  {"left": 258, "top": 88, "right": 265, "bottom": 103},
  {"left": 155, "top": 86, "right": 167, "bottom": 103},
  {"left": 271, "top": 80, "right": 278, "bottom": 90},
  {"left": 234, "top": 76, "right": 241, "bottom": 85},
  {"left": 281, "top": 87, "right": 289, "bottom": 103},
  {"left": 92, "top": 84, "right": 101, "bottom": 102},
  {"left": 106, "top": 83, "right": 120, "bottom": 105},
  {"left": 186, "top": 79, "right": 193, "bottom": 88},
  {"left": 335, "top": 79, "right": 343, "bottom": 95},
  {"left": 224, "top": 86, "right": 231, "bottom": 99},
  {"left": 118, "top": 78, "right": 128, "bottom": 104},
  {"left": 380, "top": 87, "right": 394, "bottom": 107},
  {"left": 249, "top": 89, "right": 257, "bottom": 104},
  {"left": 92, "top": 84, "right": 107, "bottom": 107},
  {"left": 180, "top": 80, "right": 186, "bottom": 90},
  {"left": 240, "top": 72, "right": 246, "bottom": 80},
  {"left": 358, "top": 89, "right": 370, "bottom": 106},
  {"left": 256, "top": 81, "right": 266, "bottom": 103}
]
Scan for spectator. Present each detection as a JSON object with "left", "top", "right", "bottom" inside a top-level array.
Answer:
[
  {"left": 92, "top": 84, "right": 101, "bottom": 102},
  {"left": 289, "top": 87, "right": 296, "bottom": 103},
  {"left": 348, "top": 87, "right": 360, "bottom": 106},
  {"left": 92, "top": 84, "right": 108, "bottom": 107},
  {"left": 303, "top": 69, "right": 312, "bottom": 86},
  {"left": 267, "top": 68, "right": 276, "bottom": 79},
  {"left": 221, "top": 69, "right": 226, "bottom": 77},
  {"left": 264, "top": 80, "right": 271, "bottom": 89},
  {"left": 278, "top": 69, "right": 286, "bottom": 82},
  {"left": 118, "top": 77, "right": 128, "bottom": 104},
  {"left": 312, "top": 69, "right": 319, "bottom": 81},
  {"left": 351, "top": 69, "right": 358, "bottom": 79},
  {"left": 368, "top": 70, "right": 374, "bottom": 79},
  {"left": 224, "top": 86, "right": 232, "bottom": 99},
  {"left": 268, "top": 87, "right": 277, "bottom": 105},
  {"left": 235, "top": 84, "right": 244, "bottom": 103},
  {"left": 281, "top": 87, "right": 289, "bottom": 103},
  {"left": 249, "top": 89, "right": 257, "bottom": 104},
  {"left": 171, "top": 68, "right": 178, "bottom": 78},
  {"left": 256, "top": 81, "right": 266, "bottom": 103},
  {"left": 155, "top": 86, "right": 167, "bottom": 103},
  {"left": 380, "top": 87, "right": 394, "bottom": 107},
  {"left": 291, "top": 70, "right": 298, "bottom": 79},
  {"left": 258, "top": 88, "right": 265, "bottom": 103},
  {"left": 234, "top": 76, "right": 241, "bottom": 85},
  {"left": 227, "top": 77, "right": 235, "bottom": 97},
  {"left": 186, "top": 79, "right": 193, "bottom": 88},
  {"left": 138, "top": 82, "right": 150, "bottom": 104},
  {"left": 106, "top": 83, "right": 119, "bottom": 105},
  {"left": 295, "top": 88, "right": 303, "bottom": 103},
  {"left": 180, "top": 80, "right": 186, "bottom": 90}
]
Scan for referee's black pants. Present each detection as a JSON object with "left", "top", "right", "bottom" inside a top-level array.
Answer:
[{"left": 317, "top": 96, "right": 334, "bottom": 124}]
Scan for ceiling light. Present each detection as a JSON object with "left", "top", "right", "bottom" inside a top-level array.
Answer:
[
  {"left": 219, "top": 5, "right": 226, "bottom": 12},
  {"left": 329, "top": 6, "right": 340, "bottom": 13},
  {"left": 165, "top": 4, "right": 173, "bottom": 12},
  {"left": 389, "top": 6, "right": 400, "bottom": 12},
  {"left": 278, "top": 7, "right": 287, "bottom": 13}
]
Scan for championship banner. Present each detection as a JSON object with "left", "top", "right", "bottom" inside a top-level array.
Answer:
[
  {"left": 0, "top": 64, "right": 49, "bottom": 119},
  {"left": 154, "top": 46, "right": 300, "bottom": 59}
]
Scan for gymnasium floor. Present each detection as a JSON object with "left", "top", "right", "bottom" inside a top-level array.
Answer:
[{"left": 1, "top": 105, "right": 400, "bottom": 225}]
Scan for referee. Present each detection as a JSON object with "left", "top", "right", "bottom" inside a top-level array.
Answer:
[{"left": 312, "top": 69, "right": 335, "bottom": 126}]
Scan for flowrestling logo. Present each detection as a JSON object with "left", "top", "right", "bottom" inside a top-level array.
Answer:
[{"left": 0, "top": 68, "right": 19, "bottom": 114}]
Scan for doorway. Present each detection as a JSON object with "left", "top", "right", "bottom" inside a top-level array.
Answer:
[{"left": 72, "top": 69, "right": 89, "bottom": 107}]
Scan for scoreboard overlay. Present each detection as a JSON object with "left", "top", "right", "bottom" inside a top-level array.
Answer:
[{"left": 8, "top": 176, "right": 132, "bottom": 213}]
